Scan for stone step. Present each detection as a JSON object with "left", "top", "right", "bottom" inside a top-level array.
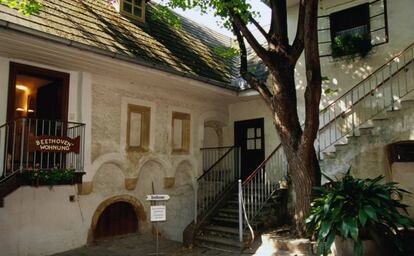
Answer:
[
  {"left": 219, "top": 208, "right": 239, "bottom": 214},
  {"left": 401, "top": 99, "right": 414, "bottom": 108},
  {"left": 358, "top": 126, "right": 374, "bottom": 135},
  {"left": 196, "top": 234, "right": 241, "bottom": 249},
  {"left": 212, "top": 216, "right": 239, "bottom": 224},
  {"left": 203, "top": 224, "right": 240, "bottom": 235}
]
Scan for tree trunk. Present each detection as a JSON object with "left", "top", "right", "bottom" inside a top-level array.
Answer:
[
  {"left": 286, "top": 146, "right": 321, "bottom": 234},
  {"left": 270, "top": 65, "right": 321, "bottom": 234}
]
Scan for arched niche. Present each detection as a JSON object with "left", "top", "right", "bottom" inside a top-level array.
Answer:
[
  {"left": 88, "top": 195, "right": 147, "bottom": 243},
  {"left": 203, "top": 120, "right": 224, "bottom": 148},
  {"left": 174, "top": 160, "right": 194, "bottom": 188},
  {"left": 136, "top": 159, "right": 166, "bottom": 194},
  {"left": 92, "top": 162, "right": 125, "bottom": 195}
]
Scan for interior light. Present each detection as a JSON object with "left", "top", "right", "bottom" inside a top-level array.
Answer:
[
  {"left": 16, "top": 108, "right": 24, "bottom": 112},
  {"left": 16, "top": 85, "right": 29, "bottom": 91},
  {"left": 27, "top": 109, "right": 35, "bottom": 113}
]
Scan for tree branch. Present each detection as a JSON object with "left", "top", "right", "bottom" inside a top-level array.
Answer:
[
  {"left": 269, "top": 0, "right": 289, "bottom": 47},
  {"left": 290, "top": 0, "right": 305, "bottom": 62},
  {"left": 249, "top": 16, "right": 270, "bottom": 42},
  {"left": 302, "top": 0, "right": 322, "bottom": 151},
  {"left": 232, "top": 22, "right": 274, "bottom": 111},
  {"left": 231, "top": 13, "right": 271, "bottom": 65}
]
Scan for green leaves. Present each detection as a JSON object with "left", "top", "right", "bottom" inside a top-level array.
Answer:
[
  {"left": 213, "top": 45, "right": 240, "bottom": 58},
  {"left": 22, "top": 169, "right": 76, "bottom": 185},
  {"left": 331, "top": 33, "right": 372, "bottom": 59},
  {"left": 1, "top": 0, "right": 42, "bottom": 15},
  {"left": 149, "top": 4, "right": 182, "bottom": 29},
  {"left": 306, "top": 171, "right": 414, "bottom": 256}
]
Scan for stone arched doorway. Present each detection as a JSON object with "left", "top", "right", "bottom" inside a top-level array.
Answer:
[
  {"left": 89, "top": 195, "right": 147, "bottom": 243},
  {"left": 94, "top": 201, "right": 138, "bottom": 239}
]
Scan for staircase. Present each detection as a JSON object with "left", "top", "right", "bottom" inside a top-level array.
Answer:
[
  {"left": 195, "top": 187, "right": 287, "bottom": 251},
  {"left": 187, "top": 42, "right": 414, "bottom": 252},
  {"left": 321, "top": 99, "right": 414, "bottom": 178},
  {"left": 0, "top": 118, "right": 86, "bottom": 206}
]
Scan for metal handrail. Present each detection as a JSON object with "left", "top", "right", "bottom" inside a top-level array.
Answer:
[
  {"left": 318, "top": 42, "right": 414, "bottom": 152},
  {"left": 198, "top": 146, "right": 235, "bottom": 180},
  {"left": 195, "top": 146, "right": 240, "bottom": 223},
  {"left": 238, "top": 144, "right": 288, "bottom": 242},
  {"left": 319, "top": 59, "right": 413, "bottom": 133},
  {"left": 242, "top": 145, "right": 281, "bottom": 185},
  {"left": 319, "top": 42, "right": 414, "bottom": 121}
]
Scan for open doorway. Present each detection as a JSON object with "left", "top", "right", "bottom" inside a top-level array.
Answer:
[
  {"left": 94, "top": 201, "right": 139, "bottom": 240},
  {"left": 7, "top": 62, "right": 69, "bottom": 122}
]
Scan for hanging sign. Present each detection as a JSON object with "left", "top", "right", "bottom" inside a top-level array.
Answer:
[
  {"left": 33, "top": 136, "right": 80, "bottom": 153},
  {"left": 150, "top": 205, "right": 166, "bottom": 222},
  {"left": 146, "top": 194, "right": 170, "bottom": 201}
]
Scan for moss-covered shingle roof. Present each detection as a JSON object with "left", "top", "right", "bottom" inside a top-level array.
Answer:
[{"left": 0, "top": 0, "right": 240, "bottom": 87}]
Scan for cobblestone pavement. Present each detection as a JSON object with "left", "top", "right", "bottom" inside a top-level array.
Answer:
[{"left": 52, "top": 234, "right": 260, "bottom": 256}]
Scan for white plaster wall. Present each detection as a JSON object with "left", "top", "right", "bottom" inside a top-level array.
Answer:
[
  {"left": 0, "top": 186, "right": 88, "bottom": 256},
  {"left": 203, "top": 127, "right": 219, "bottom": 148}
]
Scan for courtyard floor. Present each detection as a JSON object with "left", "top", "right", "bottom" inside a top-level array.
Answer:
[{"left": 52, "top": 233, "right": 260, "bottom": 256}]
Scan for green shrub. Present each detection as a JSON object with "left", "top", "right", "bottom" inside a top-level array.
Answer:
[
  {"left": 331, "top": 33, "right": 372, "bottom": 58},
  {"left": 306, "top": 170, "right": 413, "bottom": 256},
  {"left": 22, "top": 168, "right": 76, "bottom": 185}
]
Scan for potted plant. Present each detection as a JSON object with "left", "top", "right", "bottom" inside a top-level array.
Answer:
[
  {"left": 331, "top": 33, "right": 372, "bottom": 59},
  {"left": 306, "top": 170, "right": 413, "bottom": 256}
]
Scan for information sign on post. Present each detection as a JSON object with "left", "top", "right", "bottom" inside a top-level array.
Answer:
[
  {"left": 150, "top": 205, "right": 166, "bottom": 222},
  {"left": 146, "top": 194, "right": 169, "bottom": 255}
]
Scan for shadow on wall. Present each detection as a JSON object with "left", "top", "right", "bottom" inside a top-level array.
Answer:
[{"left": 159, "top": 160, "right": 195, "bottom": 242}]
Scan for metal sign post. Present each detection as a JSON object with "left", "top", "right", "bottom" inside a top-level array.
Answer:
[{"left": 147, "top": 194, "right": 169, "bottom": 256}]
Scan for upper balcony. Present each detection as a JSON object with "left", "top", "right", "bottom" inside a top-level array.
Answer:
[{"left": 0, "top": 118, "right": 86, "bottom": 201}]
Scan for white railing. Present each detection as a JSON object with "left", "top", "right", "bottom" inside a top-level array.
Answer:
[
  {"left": 238, "top": 145, "right": 288, "bottom": 241},
  {"left": 200, "top": 146, "right": 234, "bottom": 172},
  {"left": 0, "top": 118, "right": 85, "bottom": 182},
  {"left": 195, "top": 146, "right": 240, "bottom": 223}
]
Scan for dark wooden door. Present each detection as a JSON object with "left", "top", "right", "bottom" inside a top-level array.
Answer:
[
  {"left": 234, "top": 118, "right": 265, "bottom": 179},
  {"left": 94, "top": 202, "right": 139, "bottom": 240}
]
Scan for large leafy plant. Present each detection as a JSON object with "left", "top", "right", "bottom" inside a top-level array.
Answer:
[{"left": 306, "top": 171, "right": 413, "bottom": 256}]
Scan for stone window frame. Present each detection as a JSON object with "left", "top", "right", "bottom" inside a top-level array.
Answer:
[
  {"left": 126, "top": 104, "right": 150, "bottom": 152},
  {"left": 172, "top": 111, "right": 191, "bottom": 154},
  {"left": 120, "top": 0, "right": 146, "bottom": 22}
]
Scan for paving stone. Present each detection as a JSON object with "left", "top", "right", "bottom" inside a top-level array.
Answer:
[{"left": 51, "top": 233, "right": 260, "bottom": 256}]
